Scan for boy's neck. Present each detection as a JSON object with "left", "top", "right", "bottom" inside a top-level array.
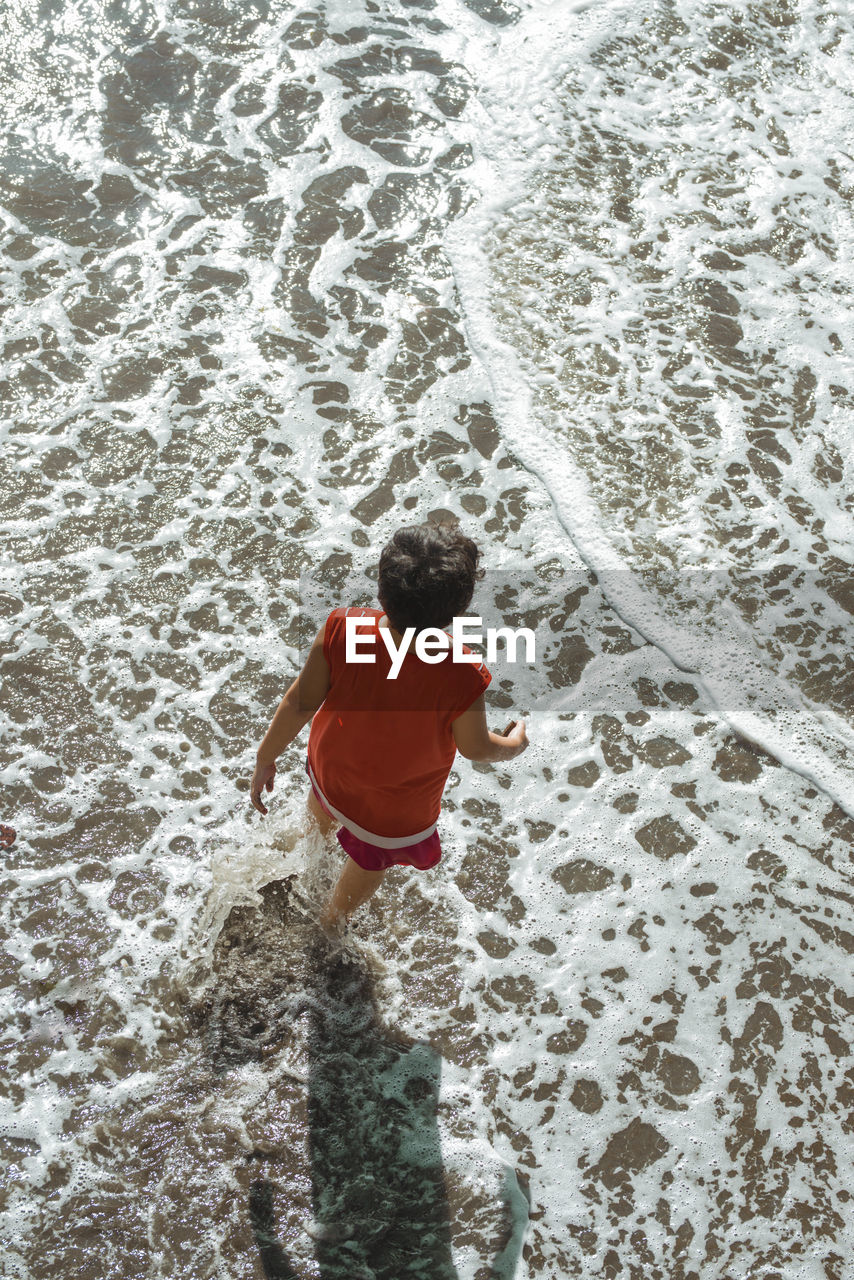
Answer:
[{"left": 378, "top": 614, "right": 409, "bottom": 649}]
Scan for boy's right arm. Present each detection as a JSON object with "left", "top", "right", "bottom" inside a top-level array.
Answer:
[
  {"left": 452, "top": 695, "right": 528, "bottom": 763},
  {"left": 250, "top": 625, "right": 330, "bottom": 815}
]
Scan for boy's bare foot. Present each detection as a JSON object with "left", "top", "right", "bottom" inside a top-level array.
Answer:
[
  {"left": 319, "top": 905, "right": 350, "bottom": 938},
  {"left": 0, "top": 825, "right": 16, "bottom": 848},
  {"left": 319, "top": 894, "right": 349, "bottom": 928}
]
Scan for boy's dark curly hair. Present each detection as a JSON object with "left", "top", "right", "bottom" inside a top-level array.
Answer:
[{"left": 378, "top": 522, "right": 484, "bottom": 632}]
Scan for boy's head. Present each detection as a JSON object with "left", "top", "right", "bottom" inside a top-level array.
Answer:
[{"left": 378, "top": 522, "right": 483, "bottom": 632}]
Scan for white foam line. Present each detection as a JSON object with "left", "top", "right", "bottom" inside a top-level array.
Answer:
[{"left": 446, "top": 0, "right": 854, "bottom": 819}]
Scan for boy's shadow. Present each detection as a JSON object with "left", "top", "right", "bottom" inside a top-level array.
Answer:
[{"left": 194, "top": 879, "right": 527, "bottom": 1280}]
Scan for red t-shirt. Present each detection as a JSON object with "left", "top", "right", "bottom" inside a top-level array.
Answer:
[{"left": 307, "top": 607, "right": 491, "bottom": 840}]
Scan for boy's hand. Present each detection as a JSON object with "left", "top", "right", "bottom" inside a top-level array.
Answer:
[
  {"left": 452, "top": 697, "right": 528, "bottom": 764},
  {"left": 250, "top": 761, "right": 277, "bottom": 816},
  {"left": 501, "top": 720, "right": 529, "bottom": 756}
]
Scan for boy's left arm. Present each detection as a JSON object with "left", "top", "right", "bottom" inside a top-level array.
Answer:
[{"left": 250, "top": 626, "right": 330, "bottom": 815}]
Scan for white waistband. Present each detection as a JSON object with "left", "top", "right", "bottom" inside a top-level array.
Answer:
[{"left": 308, "top": 764, "right": 437, "bottom": 849}]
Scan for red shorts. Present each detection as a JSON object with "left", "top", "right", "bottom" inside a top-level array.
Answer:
[{"left": 307, "top": 767, "right": 442, "bottom": 872}]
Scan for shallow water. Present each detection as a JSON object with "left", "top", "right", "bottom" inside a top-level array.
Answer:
[{"left": 1, "top": 0, "right": 852, "bottom": 1277}]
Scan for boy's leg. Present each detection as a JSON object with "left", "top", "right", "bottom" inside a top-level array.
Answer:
[
  {"left": 306, "top": 787, "right": 386, "bottom": 925},
  {"left": 322, "top": 859, "right": 386, "bottom": 928},
  {"left": 307, "top": 786, "right": 338, "bottom": 837}
]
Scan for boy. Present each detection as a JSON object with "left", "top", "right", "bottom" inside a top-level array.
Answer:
[{"left": 250, "top": 523, "right": 528, "bottom": 927}]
